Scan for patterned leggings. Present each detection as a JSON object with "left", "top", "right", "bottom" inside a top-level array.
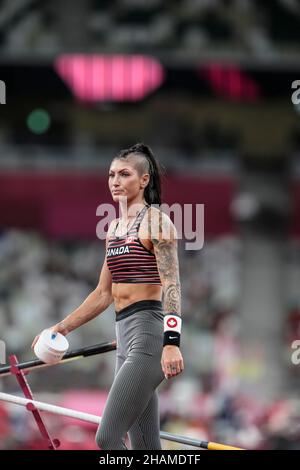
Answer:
[{"left": 95, "top": 300, "right": 165, "bottom": 450}]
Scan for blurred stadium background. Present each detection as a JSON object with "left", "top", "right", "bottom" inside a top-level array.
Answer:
[{"left": 1, "top": 0, "right": 300, "bottom": 450}]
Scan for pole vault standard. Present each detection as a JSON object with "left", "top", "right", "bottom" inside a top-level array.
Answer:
[
  {"left": 0, "top": 340, "right": 244, "bottom": 450},
  {"left": 0, "top": 392, "right": 243, "bottom": 450}
]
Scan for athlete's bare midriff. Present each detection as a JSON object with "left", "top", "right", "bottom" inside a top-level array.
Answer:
[{"left": 112, "top": 283, "right": 162, "bottom": 313}]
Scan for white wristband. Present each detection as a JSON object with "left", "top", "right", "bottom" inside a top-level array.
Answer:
[{"left": 164, "top": 314, "right": 182, "bottom": 334}]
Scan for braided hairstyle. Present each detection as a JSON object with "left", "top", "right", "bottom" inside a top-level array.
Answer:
[{"left": 115, "top": 143, "right": 162, "bottom": 205}]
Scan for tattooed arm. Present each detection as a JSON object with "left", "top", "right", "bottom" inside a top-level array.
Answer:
[
  {"left": 149, "top": 209, "right": 181, "bottom": 317},
  {"left": 147, "top": 208, "right": 184, "bottom": 378}
]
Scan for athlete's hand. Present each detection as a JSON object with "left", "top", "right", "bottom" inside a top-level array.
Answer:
[
  {"left": 161, "top": 345, "right": 184, "bottom": 380},
  {"left": 31, "top": 323, "right": 68, "bottom": 350}
]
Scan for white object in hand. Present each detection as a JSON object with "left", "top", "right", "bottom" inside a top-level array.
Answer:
[{"left": 34, "top": 329, "right": 69, "bottom": 364}]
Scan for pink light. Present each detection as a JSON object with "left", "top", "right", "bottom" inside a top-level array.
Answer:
[
  {"left": 228, "top": 65, "right": 242, "bottom": 100},
  {"left": 55, "top": 55, "right": 165, "bottom": 103},
  {"left": 112, "top": 56, "right": 126, "bottom": 101},
  {"left": 199, "top": 63, "right": 260, "bottom": 102}
]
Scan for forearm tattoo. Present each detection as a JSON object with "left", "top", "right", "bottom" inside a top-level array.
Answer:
[{"left": 150, "top": 211, "right": 181, "bottom": 316}]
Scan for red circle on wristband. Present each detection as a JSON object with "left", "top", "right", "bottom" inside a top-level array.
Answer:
[{"left": 167, "top": 318, "right": 177, "bottom": 328}]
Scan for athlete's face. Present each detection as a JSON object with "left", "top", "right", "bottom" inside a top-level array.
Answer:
[{"left": 108, "top": 158, "right": 149, "bottom": 204}]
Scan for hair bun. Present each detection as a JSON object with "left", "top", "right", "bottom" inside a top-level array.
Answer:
[{"left": 130, "top": 143, "right": 150, "bottom": 155}]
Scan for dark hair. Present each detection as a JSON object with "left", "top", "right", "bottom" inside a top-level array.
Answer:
[{"left": 116, "top": 143, "right": 162, "bottom": 205}]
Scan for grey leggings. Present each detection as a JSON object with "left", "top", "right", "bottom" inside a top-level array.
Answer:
[{"left": 95, "top": 300, "right": 165, "bottom": 450}]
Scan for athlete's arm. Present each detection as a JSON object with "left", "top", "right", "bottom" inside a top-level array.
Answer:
[
  {"left": 31, "top": 222, "right": 116, "bottom": 348},
  {"left": 54, "top": 255, "right": 113, "bottom": 335},
  {"left": 147, "top": 208, "right": 183, "bottom": 378},
  {"left": 53, "top": 221, "right": 117, "bottom": 334},
  {"left": 149, "top": 209, "right": 181, "bottom": 317}
]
